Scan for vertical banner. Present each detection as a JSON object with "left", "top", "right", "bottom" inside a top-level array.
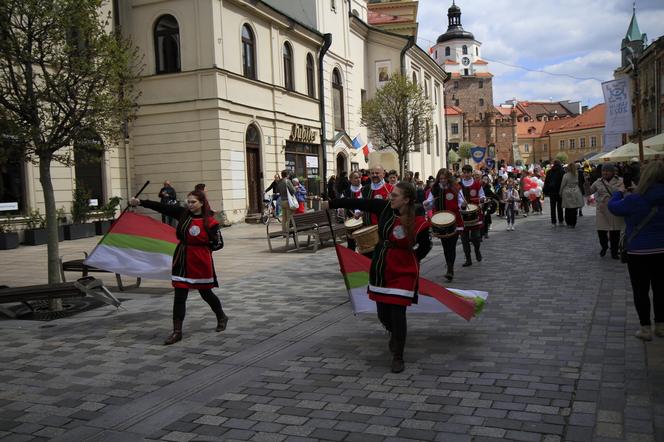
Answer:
[
  {"left": 603, "top": 133, "right": 623, "bottom": 152},
  {"left": 470, "top": 146, "right": 486, "bottom": 164},
  {"left": 602, "top": 78, "right": 633, "bottom": 134}
]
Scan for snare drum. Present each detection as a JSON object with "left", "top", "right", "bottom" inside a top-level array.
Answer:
[
  {"left": 430, "top": 211, "right": 457, "bottom": 238},
  {"left": 344, "top": 218, "right": 364, "bottom": 238},
  {"left": 353, "top": 225, "right": 379, "bottom": 255},
  {"left": 461, "top": 203, "right": 480, "bottom": 226}
]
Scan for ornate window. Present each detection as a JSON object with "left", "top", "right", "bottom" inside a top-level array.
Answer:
[
  {"left": 462, "top": 45, "right": 468, "bottom": 55},
  {"left": 306, "top": 53, "right": 315, "bottom": 98},
  {"left": 445, "top": 46, "right": 450, "bottom": 56},
  {"left": 283, "top": 42, "right": 294, "bottom": 90},
  {"left": 154, "top": 15, "right": 181, "bottom": 74},
  {"left": 242, "top": 24, "right": 256, "bottom": 79},
  {"left": 332, "top": 69, "right": 344, "bottom": 130}
]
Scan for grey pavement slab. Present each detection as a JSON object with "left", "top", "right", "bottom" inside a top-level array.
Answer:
[{"left": 1, "top": 204, "right": 663, "bottom": 441}]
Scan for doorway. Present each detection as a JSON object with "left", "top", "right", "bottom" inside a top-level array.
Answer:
[
  {"left": 246, "top": 124, "right": 262, "bottom": 214},
  {"left": 336, "top": 153, "right": 346, "bottom": 176}
]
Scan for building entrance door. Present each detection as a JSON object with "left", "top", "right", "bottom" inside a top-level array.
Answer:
[
  {"left": 246, "top": 125, "right": 262, "bottom": 214},
  {"left": 336, "top": 153, "right": 346, "bottom": 176}
]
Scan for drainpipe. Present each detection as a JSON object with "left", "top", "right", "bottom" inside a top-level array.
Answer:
[
  {"left": 318, "top": 33, "right": 332, "bottom": 194},
  {"left": 399, "top": 36, "right": 415, "bottom": 173}
]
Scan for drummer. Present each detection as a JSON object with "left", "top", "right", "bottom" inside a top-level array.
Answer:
[
  {"left": 360, "top": 165, "right": 391, "bottom": 256},
  {"left": 459, "top": 164, "right": 485, "bottom": 267},
  {"left": 424, "top": 168, "right": 464, "bottom": 281},
  {"left": 325, "top": 182, "right": 432, "bottom": 373},
  {"left": 341, "top": 171, "right": 364, "bottom": 251}
]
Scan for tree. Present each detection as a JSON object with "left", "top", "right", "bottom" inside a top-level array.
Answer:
[
  {"left": 555, "top": 152, "right": 569, "bottom": 163},
  {"left": 0, "top": 0, "right": 140, "bottom": 297},
  {"left": 361, "top": 74, "right": 434, "bottom": 176},
  {"left": 458, "top": 142, "right": 475, "bottom": 165}
]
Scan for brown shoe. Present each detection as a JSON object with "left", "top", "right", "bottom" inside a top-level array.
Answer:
[
  {"left": 216, "top": 314, "right": 229, "bottom": 332},
  {"left": 391, "top": 356, "right": 404, "bottom": 373},
  {"left": 164, "top": 320, "right": 183, "bottom": 345}
]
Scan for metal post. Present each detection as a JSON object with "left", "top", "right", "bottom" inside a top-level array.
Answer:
[{"left": 633, "top": 60, "right": 644, "bottom": 162}]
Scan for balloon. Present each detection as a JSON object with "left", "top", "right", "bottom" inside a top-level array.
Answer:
[
  {"left": 523, "top": 190, "right": 531, "bottom": 197},
  {"left": 529, "top": 193, "right": 538, "bottom": 201},
  {"left": 534, "top": 188, "right": 542, "bottom": 197}
]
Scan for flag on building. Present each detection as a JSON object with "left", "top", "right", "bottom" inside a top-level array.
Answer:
[
  {"left": 84, "top": 212, "right": 177, "bottom": 280},
  {"left": 351, "top": 134, "right": 364, "bottom": 149},
  {"left": 335, "top": 245, "right": 487, "bottom": 320},
  {"left": 362, "top": 141, "right": 375, "bottom": 160}
]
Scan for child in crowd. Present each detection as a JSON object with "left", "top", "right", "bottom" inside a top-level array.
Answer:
[{"left": 503, "top": 178, "right": 519, "bottom": 231}]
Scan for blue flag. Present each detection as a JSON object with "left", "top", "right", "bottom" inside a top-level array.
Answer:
[{"left": 470, "top": 146, "right": 486, "bottom": 163}]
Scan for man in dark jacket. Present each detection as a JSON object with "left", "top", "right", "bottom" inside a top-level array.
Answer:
[
  {"left": 158, "top": 180, "right": 177, "bottom": 225},
  {"left": 543, "top": 160, "right": 564, "bottom": 226}
]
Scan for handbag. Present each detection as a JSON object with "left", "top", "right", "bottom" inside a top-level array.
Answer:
[
  {"left": 286, "top": 187, "right": 299, "bottom": 210},
  {"left": 618, "top": 207, "right": 657, "bottom": 263}
]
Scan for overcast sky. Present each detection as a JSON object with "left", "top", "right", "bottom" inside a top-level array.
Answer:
[{"left": 416, "top": 0, "right": 664, "bottom": 108}]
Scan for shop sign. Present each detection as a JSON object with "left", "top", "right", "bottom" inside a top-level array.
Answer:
[
  {"left": 0, "top": 202, "right": 18, "bottom": 211},
  {"left": 289, "top": 124, "right": 317, "bottom": 144}
]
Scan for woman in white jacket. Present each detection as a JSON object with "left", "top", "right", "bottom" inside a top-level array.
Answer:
[{"left": 502, "top": 178, "right": 519, "bottom": 231}]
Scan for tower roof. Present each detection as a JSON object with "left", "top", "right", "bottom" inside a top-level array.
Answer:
[
  {"left": 436, "top": 1, "right": 475, "bottom": 44},
  {"left": 625, "top": 8, "right": 645, "bottom": 42}
]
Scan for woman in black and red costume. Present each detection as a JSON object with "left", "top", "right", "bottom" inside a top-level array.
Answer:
[
  {"left": 326, "top": 182, "right": 432, "bottom": 373},
  {"left": 129, "top": 189, "right": 227, "bottom": 345}
]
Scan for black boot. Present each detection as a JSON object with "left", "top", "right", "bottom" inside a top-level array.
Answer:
[
  {"left": 444, "top": 267, "right": 454, "bottom": 282},
  {"left": 216, "top": 313, "right": 229, "bottom": 332},
  {"left": 475, "top": 248, "right": 482, "bottom": 262},
  {"left": 462, "top": 254, "right": 472, "bottom": 267},
  {"left": 164, "top": 320, "right": 183, "bottom": 345},
  {"left": 391, "top": 339, "right": 405, "bottom": 373},
  {"left": 388, "top": 333, "right": 396, "bottom": 353}
]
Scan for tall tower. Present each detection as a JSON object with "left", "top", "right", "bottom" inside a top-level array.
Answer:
[{"left": 620, "top": 5, "right": 647, "bottom": 68}]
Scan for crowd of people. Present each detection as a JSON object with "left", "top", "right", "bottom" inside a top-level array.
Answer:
[{"left": 148, "top": 157, "right": 662, "bottom": 372}]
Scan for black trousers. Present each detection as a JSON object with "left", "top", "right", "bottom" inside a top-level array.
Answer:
[
  {"left": 347, "top": 238, "right": 357, "bottom": 252},
  {"left": 173, "top": 287, "right": 224, "bottom": 322},
  {"left": 440, "top": 233, "right": 459, "bottom": 271},
  {"left": 498, "top": 202, "right": 505, "bottom": 217},
  {"left": 549, "top": 195, "right": 563, "bottom": 224},
  {"left": 564, "top": 208, "right": 578, "bottom": 227},
  {"left": 481, "top": 213, "right": 492, "bottom": 236},
  {"left": 598, "top": 230, "right": 620, "bottom": 254},
  {"left": 626, "top": 253, "right": 664, "bottom": 326},
  {"left": 461, "top": 228, "right": 481, "bottom": 260},
  {"left": 520, "top": 197, "right": 530, "bottom": 214},
  {"left": 376, "top": 302, "right": 406, "bottom": 354}
]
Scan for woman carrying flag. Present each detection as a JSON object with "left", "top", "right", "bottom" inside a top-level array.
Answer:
[
  {"left": 324, "top": 182, "right": 432, "bottom": 373},
  {"left": 129, "top": 190, "right": 227, "bottom": 345}
]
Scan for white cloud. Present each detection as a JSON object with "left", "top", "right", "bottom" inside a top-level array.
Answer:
[{"left": 417, "top": 0, "right": 664, "bottom": 106}]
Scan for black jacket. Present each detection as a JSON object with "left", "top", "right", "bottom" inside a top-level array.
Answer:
[{"left": 543, "top": 165, "right": 564, "bottom": 197}]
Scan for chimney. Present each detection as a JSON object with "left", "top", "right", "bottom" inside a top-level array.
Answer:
[{"left": 581, "top": 105, "right": 588, "bottom": 113}]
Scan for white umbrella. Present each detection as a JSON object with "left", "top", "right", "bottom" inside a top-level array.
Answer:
[
  {"left": 597, "top": 142, "right": 662, "bottom": 162},
  {"left": 644, "top": 133, "right": 664, "bottom": 152}
]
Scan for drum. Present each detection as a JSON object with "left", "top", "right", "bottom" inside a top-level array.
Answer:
[
  {"left": 430, "top": 211, "right": 457, "bottom": 238},
  {"left": 344, "top": 218, "right": 364, "bottom": 238},
  {"left": 484, "top": 199, "right": 497, "bottom": 215},
  {"left": 353, "top": 225, "right": 379, "bottom": 254},
  {"left": 461, "top": 203, "right": 480, "bottom": 226}
]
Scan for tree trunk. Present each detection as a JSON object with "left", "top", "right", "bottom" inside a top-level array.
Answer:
[{"left": 39, "top": 154, "right": 63, "bottom": 311}]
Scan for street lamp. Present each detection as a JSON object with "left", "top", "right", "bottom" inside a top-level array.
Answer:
[{"left": 625, "top": 46, "right": 644, "bottom": 162}]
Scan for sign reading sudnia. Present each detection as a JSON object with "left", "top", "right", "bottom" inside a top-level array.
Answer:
[{"left": 289, "top": 124, "right": 318, "bottom": 144}]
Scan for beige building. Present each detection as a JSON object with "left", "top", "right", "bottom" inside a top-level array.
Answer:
[{"left": 2, "top": 0, "right": 449, "bottom": 227}]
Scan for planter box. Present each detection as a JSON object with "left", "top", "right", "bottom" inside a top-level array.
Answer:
[
  {"left": 94, "top": 220, "right": 112, "bottom": 235},
  {"left": 0, "top": 232, "right": 19, "bottom": 250},
  {"left": 63, "top": 223, "right": 95, "bottom": 240},
  {"left": 23, "top": 228, "right": 47, "bottom": 246}
]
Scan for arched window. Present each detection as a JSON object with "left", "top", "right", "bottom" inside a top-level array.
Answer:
[
  {"left": 426, "top": 121, "right": 431, "bottom": 155},
  {"left": 475, "top": 47, "right": 479, "bottom": 56},
  {"left": 154, "top": 15, "right": 181, "bottom": 74},
  {"left": 445, "top": 46, "right": 450, "bottom": 56},
  {"left": 306, "top": 53, "right": 315, "bottom": 98},
  {"left": 283, "top": 42, "right": 294, "bottom": 91},
  {"left": 435, "top": 125, "right": 440, "bottom": 156},
  {"left": 412, "top": 71, "right": 417, "bottom": 84},
  {"left": 242, "top": 24, "right": 256, "bottom": 79},
  {"left": 462, "top": 45, "right": 467, "bottom": 55},
  {"left": 332, "top": 69, "right": 344, "bottom": 130}
]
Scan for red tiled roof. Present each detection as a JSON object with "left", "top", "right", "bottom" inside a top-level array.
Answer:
[
  {"left": 473, "top": 59, "right": 488, "bottom": 65},
  {"left": 448, "top": 72, "right": 494, "bottom": 78},
  {"left": 475, "top": 72, "right": 493, "bottom": 77},
  {"left": 517, "top": 121, "right": 546, "bottom": 138},
  {"left": 548, "top": 103, "right": 606, "bottom": 134},
  {"left": 368, "top": 10, "right": 411, "bottom": 25},
  {"left": 443, "top": 59, "right": 459, "bottom": 65},
  {"left": 496, "top": 106, "right": 513, "bottom": 116},
  {"left": 444, "top": 105, "right": 464, "bottom": 115}
]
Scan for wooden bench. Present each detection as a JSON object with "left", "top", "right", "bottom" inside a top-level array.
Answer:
[
  {"left": 60, "top": 252, "right": 141, "bottom": 291},
  {"left": 0, "top": 277, "right": 121, "bottom": 318},
  {"left": 290, "top": 210, "right": 346, "bottom": 252}
]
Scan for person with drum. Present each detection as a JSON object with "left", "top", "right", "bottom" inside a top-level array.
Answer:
[
  {"left": 425, "top": 168, "right": 464, "bottom": 282},
  {"left": 359, "top": 165, "right": 391, "bottom": 256},
  {"left": 325, "top": 182, "right": 432, "bottom": 373},
  {"left": 341, "top": 171, "right": 365, "bottom": 251},
  {"left": 480, "top": 175, "right": 498, "bottom": 239},
  {"left": 459, "top": 164, "right": 485, "bottom": 266},
  {"left": 129, "top": 190, "right": 227, "bottom": 345}
]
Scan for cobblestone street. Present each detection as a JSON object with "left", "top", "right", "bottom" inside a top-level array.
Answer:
[{"left": 0, "top": 205, "right": 662, "bottom": 442}]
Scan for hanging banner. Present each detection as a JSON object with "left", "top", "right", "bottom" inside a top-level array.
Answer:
[
  {"left": 603, "top": 133, "right": 623, "bottom": 152},
  {"left": 470, "top": 146, "right": 486, "bottom": 164},
  {"left": 602, "top": 78, "right": 633, "bottom": 135}
]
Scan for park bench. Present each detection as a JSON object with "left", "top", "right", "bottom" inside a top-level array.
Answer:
[
  {"left": 0, "top": 276, "right": 121, "bottom": 318},
  {"left": 60, "top": 252, "right": 141, "bottom": 291},
  {"left": 266, "top": 210, "right": 346, "bottom": 252}
]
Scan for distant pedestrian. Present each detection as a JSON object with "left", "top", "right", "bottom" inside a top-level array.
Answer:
[
  {"left": 544, "top": 160, "right": 565, "bottom": 226},
  {"left": 502, "top": 178, "right": 519, "bottom": 231},
  {"left": 586, "top": 163, "right": 625, "bottom": 259},
  {"left": 277, "top": 170, "right": 296, "bottom": 233},
  {"left": 608, "top": 160, "right": 664, "bottom": 341},
  {"left": 560, "top": 163, "right": 583, "bottom": 228},
  {"left": 158, "top": 180, "right": 178, "bottom": 226},
  {"left": 292, "top": 178, "right": 307, "bottom": 214}
]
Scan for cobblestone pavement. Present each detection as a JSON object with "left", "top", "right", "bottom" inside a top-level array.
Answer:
[{"left": 0, "top": 205, "right": 662, "bottom": 442}]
